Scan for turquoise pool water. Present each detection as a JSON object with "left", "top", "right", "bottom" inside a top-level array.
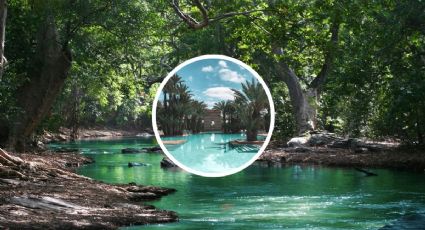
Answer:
[
  {"left": 49, "top": 137, "right": 425, "bottom": 229},
  {"left": 161, "top": 133, "right": 261, "bottom": 175}
]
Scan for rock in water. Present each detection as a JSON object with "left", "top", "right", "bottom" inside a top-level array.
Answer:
[
  {"left": 128, "top": 162, "right": 149, "bottom": 167},
  {"left": 121, "top": 148, "right": 143, "bottom": 154},
  {"left": 160, "top": 157, "right": 176, "bottom": 168},
  {"left": 143, "top": 146, "right": 163, "bottom": 153}
]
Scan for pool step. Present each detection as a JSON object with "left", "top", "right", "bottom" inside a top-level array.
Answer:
[{"left": 234, "top": 145, "right": 259, "bottom": 153}]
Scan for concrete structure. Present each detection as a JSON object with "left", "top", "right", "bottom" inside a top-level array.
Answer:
[{"left": 202, "top": 109, "right": 222, "bottom": 131}]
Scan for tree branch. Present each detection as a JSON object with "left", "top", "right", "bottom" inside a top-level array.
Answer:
[
  {"left": 210, "top": 10, "right": 266, "bottom": 23},
  {"left": 171, "top": 0, "right": 266, "bottom": 30},
  {"left": 309, "top": 20, "right": 340, "bottom": 91},
  {"left": 171, "top": 0, "right": 209, "bottom": 29}
]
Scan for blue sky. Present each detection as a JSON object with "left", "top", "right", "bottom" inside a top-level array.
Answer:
[{"left": 162, "top": 58, "right": 257, "bottom": 108}]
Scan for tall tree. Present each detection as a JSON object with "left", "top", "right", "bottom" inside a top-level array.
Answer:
[
  {"left": 170, "top": 0, "right": 341, "bottom": 135},
  {"left": 11, "top": 16, "right": 72, "bottom": 151},
  {"left": 0, "top": 0, "right": 6, "bottom": 80}
]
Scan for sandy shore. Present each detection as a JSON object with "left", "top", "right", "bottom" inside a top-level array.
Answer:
[{"left": 0, "top": 150, "right": 177, "bottom": 229}]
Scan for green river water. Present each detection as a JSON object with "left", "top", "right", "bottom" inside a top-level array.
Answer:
[{"left": 49, "top": 137, "right": 425, "bottom": 229}]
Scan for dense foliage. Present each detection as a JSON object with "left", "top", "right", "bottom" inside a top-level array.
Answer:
[{"left": 0, "top": 0, "right": 424, "bottom": 148}]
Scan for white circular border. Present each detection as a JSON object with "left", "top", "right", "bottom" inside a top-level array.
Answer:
[{"left": 152, "top": 55, "right": 275, "bottom": 177}]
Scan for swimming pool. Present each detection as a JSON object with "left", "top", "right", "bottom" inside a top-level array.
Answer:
[{"left": 161, "top": 132, "right": 262, "bottom": 174}]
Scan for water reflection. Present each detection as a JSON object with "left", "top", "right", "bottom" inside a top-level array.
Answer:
[{"left": 161, "top": 133, "right": 259, "bottom": 174}]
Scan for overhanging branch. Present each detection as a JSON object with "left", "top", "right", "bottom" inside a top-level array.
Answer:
[
  {"left": 309, "top": 20, "right": 340, "bottom": 90},
  {"left": 171, "top": 0, "right": 266, "bottom": 30}
]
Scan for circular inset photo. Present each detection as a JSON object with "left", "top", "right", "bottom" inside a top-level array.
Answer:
[{"left": 152, "top": 55, "right": 274, "bottom": 177}]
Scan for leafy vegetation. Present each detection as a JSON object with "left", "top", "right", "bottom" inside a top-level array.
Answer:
[{"left": 0, "top": 0, "right": 424, "bottom": 149}]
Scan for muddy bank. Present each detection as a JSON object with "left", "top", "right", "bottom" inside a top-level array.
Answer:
[
  {"left": 0, "top": 149, "right": 177, "bottom": 229},
  {"left": 259, "top": 146, "right": 425, "bottom": 172}
]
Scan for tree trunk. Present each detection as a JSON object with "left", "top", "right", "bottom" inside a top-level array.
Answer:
[
  {"left": 0, "top": 0, "right": 7, "bottom": 80},
  {"left": 274, "top": 60, "right": 315, "bottom": 134},
  {"left": 246, "top": 129, "right": 258, "bottom": 141},
  {"left": 70, "top": 77, "right": 80, "bottom": 141},
  {"left": 10, "top": 17, "right": 72, "bottom": 151}
]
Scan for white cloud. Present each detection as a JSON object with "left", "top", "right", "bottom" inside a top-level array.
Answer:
[
  {"left": 188, "top": 76, "right": 193, "bottom": 81},
  {"left": 218, "top": 69, "right": 246, "bottom": 83},
  {"left": 218, "top": 60, "right": 228, "bottom": 68},
  {"left": 203, "top": 87, "right": 235, "bottom": 101},
  {"left": 205, "top": 101, "right": 216, "bottom": 108},
  {"left": 201, "top": 65, "right": 214, "bottom": 72}
]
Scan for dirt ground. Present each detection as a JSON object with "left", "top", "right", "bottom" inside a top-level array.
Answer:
[{"left": 0, "top": 151, "right": 177, "bottom": 230}]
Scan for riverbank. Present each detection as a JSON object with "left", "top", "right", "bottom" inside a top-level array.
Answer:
[
  {"left": 259, "top": 146, "right": 425, "bottom": 172},
  {"left": 42, "top": 129, "right": 425, "bottom": 173},
  {"left": 0, "top": 149, "right": 177, "bottom": 229},
  {"left": 41, "top": 127, "right": 151, "bottom": 143}
]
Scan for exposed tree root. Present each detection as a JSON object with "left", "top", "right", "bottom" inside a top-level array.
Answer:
[{"left": 0, "top": 149, "right": 178, "bottom": 229}]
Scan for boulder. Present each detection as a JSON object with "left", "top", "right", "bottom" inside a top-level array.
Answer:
[
  {"left": 328, "top": 139, "right": 350, "bottom": 148},
  {"left": 307, "top": 133, "right": 336, "bottom": 146},
  {"left": 328, "top": 138, "right": 360, "bottom": 149},
  {"left": 287, "top": 137, "right": 308, "bottom": 147}
]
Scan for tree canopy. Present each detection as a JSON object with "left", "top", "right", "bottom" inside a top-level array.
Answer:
[{"left": 0, "top": 0, "right": 424, "bottom": 149}]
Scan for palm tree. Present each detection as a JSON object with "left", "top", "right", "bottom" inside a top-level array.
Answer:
[
  {"left": 232, "top": 79, "right": 268, "bottom": 141},
  {"left": 213, "top": 100, "right": 228, "bottom": 132},
  {"left": 158, "top": 74, "right": 208, "bottom": 136},
  {"left": 159, "top": 75, "right": 193, "bottom": 135},
  {"left": 190, "top": 100, "right": 207, "bottom": 133},
  {"left": 225, "top": 101, "right": 240, "bottom": 133}
]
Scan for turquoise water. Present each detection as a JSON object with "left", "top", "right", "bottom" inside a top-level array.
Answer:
[
  {"left": 161, "top": 133, "right": 260, "bottom": 175},
  {"left": 49, "top": 137, "right": 425, "bottom": 229}
]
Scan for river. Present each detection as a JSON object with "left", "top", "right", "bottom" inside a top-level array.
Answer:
[{"left": 49, "top": 137, "right": 425, "bottom": 229}]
